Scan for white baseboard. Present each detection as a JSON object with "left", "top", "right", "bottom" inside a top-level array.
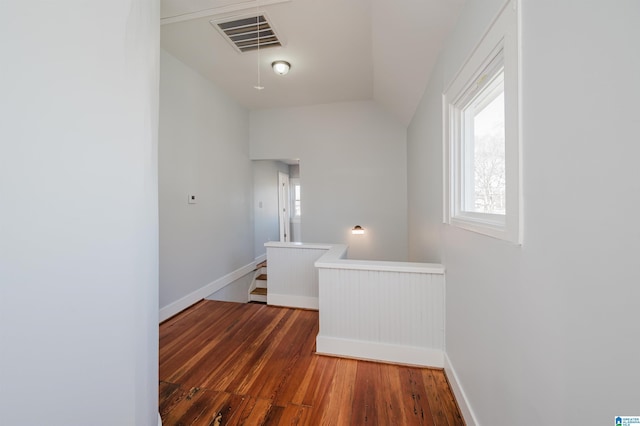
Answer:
[
  {"left": 159, "top": 260, "right": 256, "bottom": 322},
  {"left": 158, "top": 412, "right": 162, "bottom": 426},
  {"left": 255, "top": 253, "right": 267, "bottom": 264},
  {"left": 267, "top": 293, "right": 318, "bottom": 310},
  {"left": 316, "top": 335, "right": 444, "bottom": 368},
  {"left": 444, "top": 352, "right": 479, "bottom": 426}
]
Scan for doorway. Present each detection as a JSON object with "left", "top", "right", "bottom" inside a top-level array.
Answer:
[{"left": 252, "top": 160, "right": 301, "bottom": 255}]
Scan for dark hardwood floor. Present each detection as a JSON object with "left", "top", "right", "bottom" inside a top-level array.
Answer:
[{"left": 159, "top": 300, "right": 465, "bottom": 425}]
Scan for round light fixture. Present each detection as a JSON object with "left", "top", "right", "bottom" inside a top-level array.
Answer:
[{"left": 272, "top": 60, "right": 291, "bottom": 76}]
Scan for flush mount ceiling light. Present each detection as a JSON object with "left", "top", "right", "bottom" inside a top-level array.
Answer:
[{"left": 272, "top": 60, "right": 291, "bottom": 75}]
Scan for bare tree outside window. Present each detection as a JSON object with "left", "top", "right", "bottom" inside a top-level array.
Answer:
[{"left": 473, "top": 90, "right": 505, "bottom": 214}]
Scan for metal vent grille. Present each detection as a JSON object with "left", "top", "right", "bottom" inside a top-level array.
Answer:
[{"left": 211, "top": 13, "right": 282, "bottom": 53}]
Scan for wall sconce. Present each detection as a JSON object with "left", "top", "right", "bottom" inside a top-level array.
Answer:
[{"left": 351, "top": 225, "right": 365, "bottom": 235}]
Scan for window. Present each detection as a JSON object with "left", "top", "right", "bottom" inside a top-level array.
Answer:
[
  {"left": 462, "top": 55, "right": 505, "bottom": 216},
  {"left": 290, "top": 178, "right": 301, "bottom": 222},
  {"left": 443, "top": 0, "right": 521, "bottom": 243}
]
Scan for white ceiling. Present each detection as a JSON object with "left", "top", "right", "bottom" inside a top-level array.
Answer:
[{"left": 160, "top": 0, "right": 464, "bottom": 126}]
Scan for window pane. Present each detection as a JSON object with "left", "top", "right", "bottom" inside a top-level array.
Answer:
[
  {"left": 471, "top": 79, "right": 505, "bottom": 214},
  {"left": 293, "top": 184, "right": 301, "bottom": 217}
]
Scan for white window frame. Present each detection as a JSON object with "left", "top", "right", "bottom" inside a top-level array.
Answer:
[
  {"left": 443, "top": 0, "right": 522, "bottom": 244},
  {"left": 290, "top": 178, "right": 301, "bottom": 224}
]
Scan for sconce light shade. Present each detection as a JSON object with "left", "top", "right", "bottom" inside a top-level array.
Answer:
[
  {"left": 272, "top": 60, "right": 291, "bottom": 75},
  {"left": 352, "top": 225, "right": 365, "bottom": 235}
]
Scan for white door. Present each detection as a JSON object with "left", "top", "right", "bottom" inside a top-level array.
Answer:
[{"left": 278, "top": 172, "right": 290, "bottom": 242}]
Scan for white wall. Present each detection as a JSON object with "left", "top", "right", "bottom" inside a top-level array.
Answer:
[
  {"left": 0, "top": 2, "right": 159, "bottom": 425},
  {"left": 251, "top": 101, "right": 408, "bottom": 261},
  {"left": 205, "top": 272, "right": 253, "bottom": 303},
  {"left": 407, "top": 0, "right": 640, "bottom": 424},
  {"left": 289, "top": 164, "right": 300, "bottom": 179},
  {"left": 159, "top": 50, "right": 254, "bottom": 309},
  {"left": 253, "top": 160, "right": 289, "bottom": 258}
]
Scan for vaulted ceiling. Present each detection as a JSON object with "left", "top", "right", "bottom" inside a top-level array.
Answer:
[{"left": 161, "top": 0, "right": 464, "bottom": 126}]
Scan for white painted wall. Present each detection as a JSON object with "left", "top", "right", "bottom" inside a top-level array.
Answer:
[
  {"left": 253, "top": 160, "right": 289, "bottom": 258},
  {"left": 407, "top": 0, "right": 640, "bottom": 424},
  {"left": 251, "top": 101, "right": 408, "bottom": 261},
  {"left": 266, "top": 243, "right": 328, "bottom": 309},
  {"left": 0, "top": 2, "right": 159, "bottom": 425},
  {"left": 159, "top": 50, "right": 254, "bottom": 310},
  {"left": 289, "top": 164, "right": 301, "bottom": 179},
  {"left": 317, "top": 268, "right": 445, "bottom": 367},
  {"left": 205, "top": 272, "right": 253, "bottom": 303}
]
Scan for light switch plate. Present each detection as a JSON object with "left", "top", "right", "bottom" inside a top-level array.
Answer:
[{"left": 188, "top": 194, "right": 197, "bottom": 204}]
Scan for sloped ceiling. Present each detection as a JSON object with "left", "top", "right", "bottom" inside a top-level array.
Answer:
[{"left": 161, "top": 0, "right": 464, "bottom": 126}]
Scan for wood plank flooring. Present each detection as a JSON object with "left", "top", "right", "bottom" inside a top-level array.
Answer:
[{"left": 160, "top": 300, "right": 465, "bottom": 426}]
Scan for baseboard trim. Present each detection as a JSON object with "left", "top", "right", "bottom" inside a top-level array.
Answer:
[
  {"left": 159, "top": 260, "right": 256, "bottom": 322},
  {"left": 158, "top": 412, "right": 162, "bottom": 426},
  {"left": 267, "top": 293, "right": 318, "bottom": 310},
  {"left": 316, "top": 335, "right": 444, "bottom": 368},
  {"left": 255, "top": 253, "right": 267, "bottom": 264},
  {"left": 444, "top": 353, "right": 479, "bottom": 426}
]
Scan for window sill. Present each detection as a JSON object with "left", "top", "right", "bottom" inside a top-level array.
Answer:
[{"left": 449, "top": 215, "right": 520, "bottom": 244}]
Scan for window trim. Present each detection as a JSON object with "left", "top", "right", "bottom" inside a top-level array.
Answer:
[
  {"left": 290, "top": 178, "right": 301, "bottom": 224},
  {"left": 459, "top": 55, "right": 505, "bottom": 215},
  {"left": 443, "top": 0, "right": 522, "bottom": 244}
]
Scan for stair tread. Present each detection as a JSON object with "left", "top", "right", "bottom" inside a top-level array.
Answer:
[
  {"left": 256, "top": 261, "right": 267, "bottom": 269},
  {"left": 256, "top": 274, "right": 268, "bottom": 281},
  {"left": 251, "top": 288, "right": 267, "bottom": 296}
]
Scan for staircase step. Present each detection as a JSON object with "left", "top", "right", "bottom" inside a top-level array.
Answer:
[
  {"left": 250, "top": 262, "right": 268, "bottom": 303},
  {"left": 249, "top": 287, "right": 267, "bottom": 303},
  {"left": 251, "top": 288, "right": 267, "bottom": 296}
]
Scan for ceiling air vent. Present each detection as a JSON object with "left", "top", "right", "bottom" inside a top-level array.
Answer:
[{"left": 211, "top": 13, "right": 282, "bottom": 53}]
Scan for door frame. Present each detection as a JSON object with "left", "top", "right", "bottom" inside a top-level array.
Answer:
[{"left": 278, "top": 172, "right": 290, "bottom": 242}]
